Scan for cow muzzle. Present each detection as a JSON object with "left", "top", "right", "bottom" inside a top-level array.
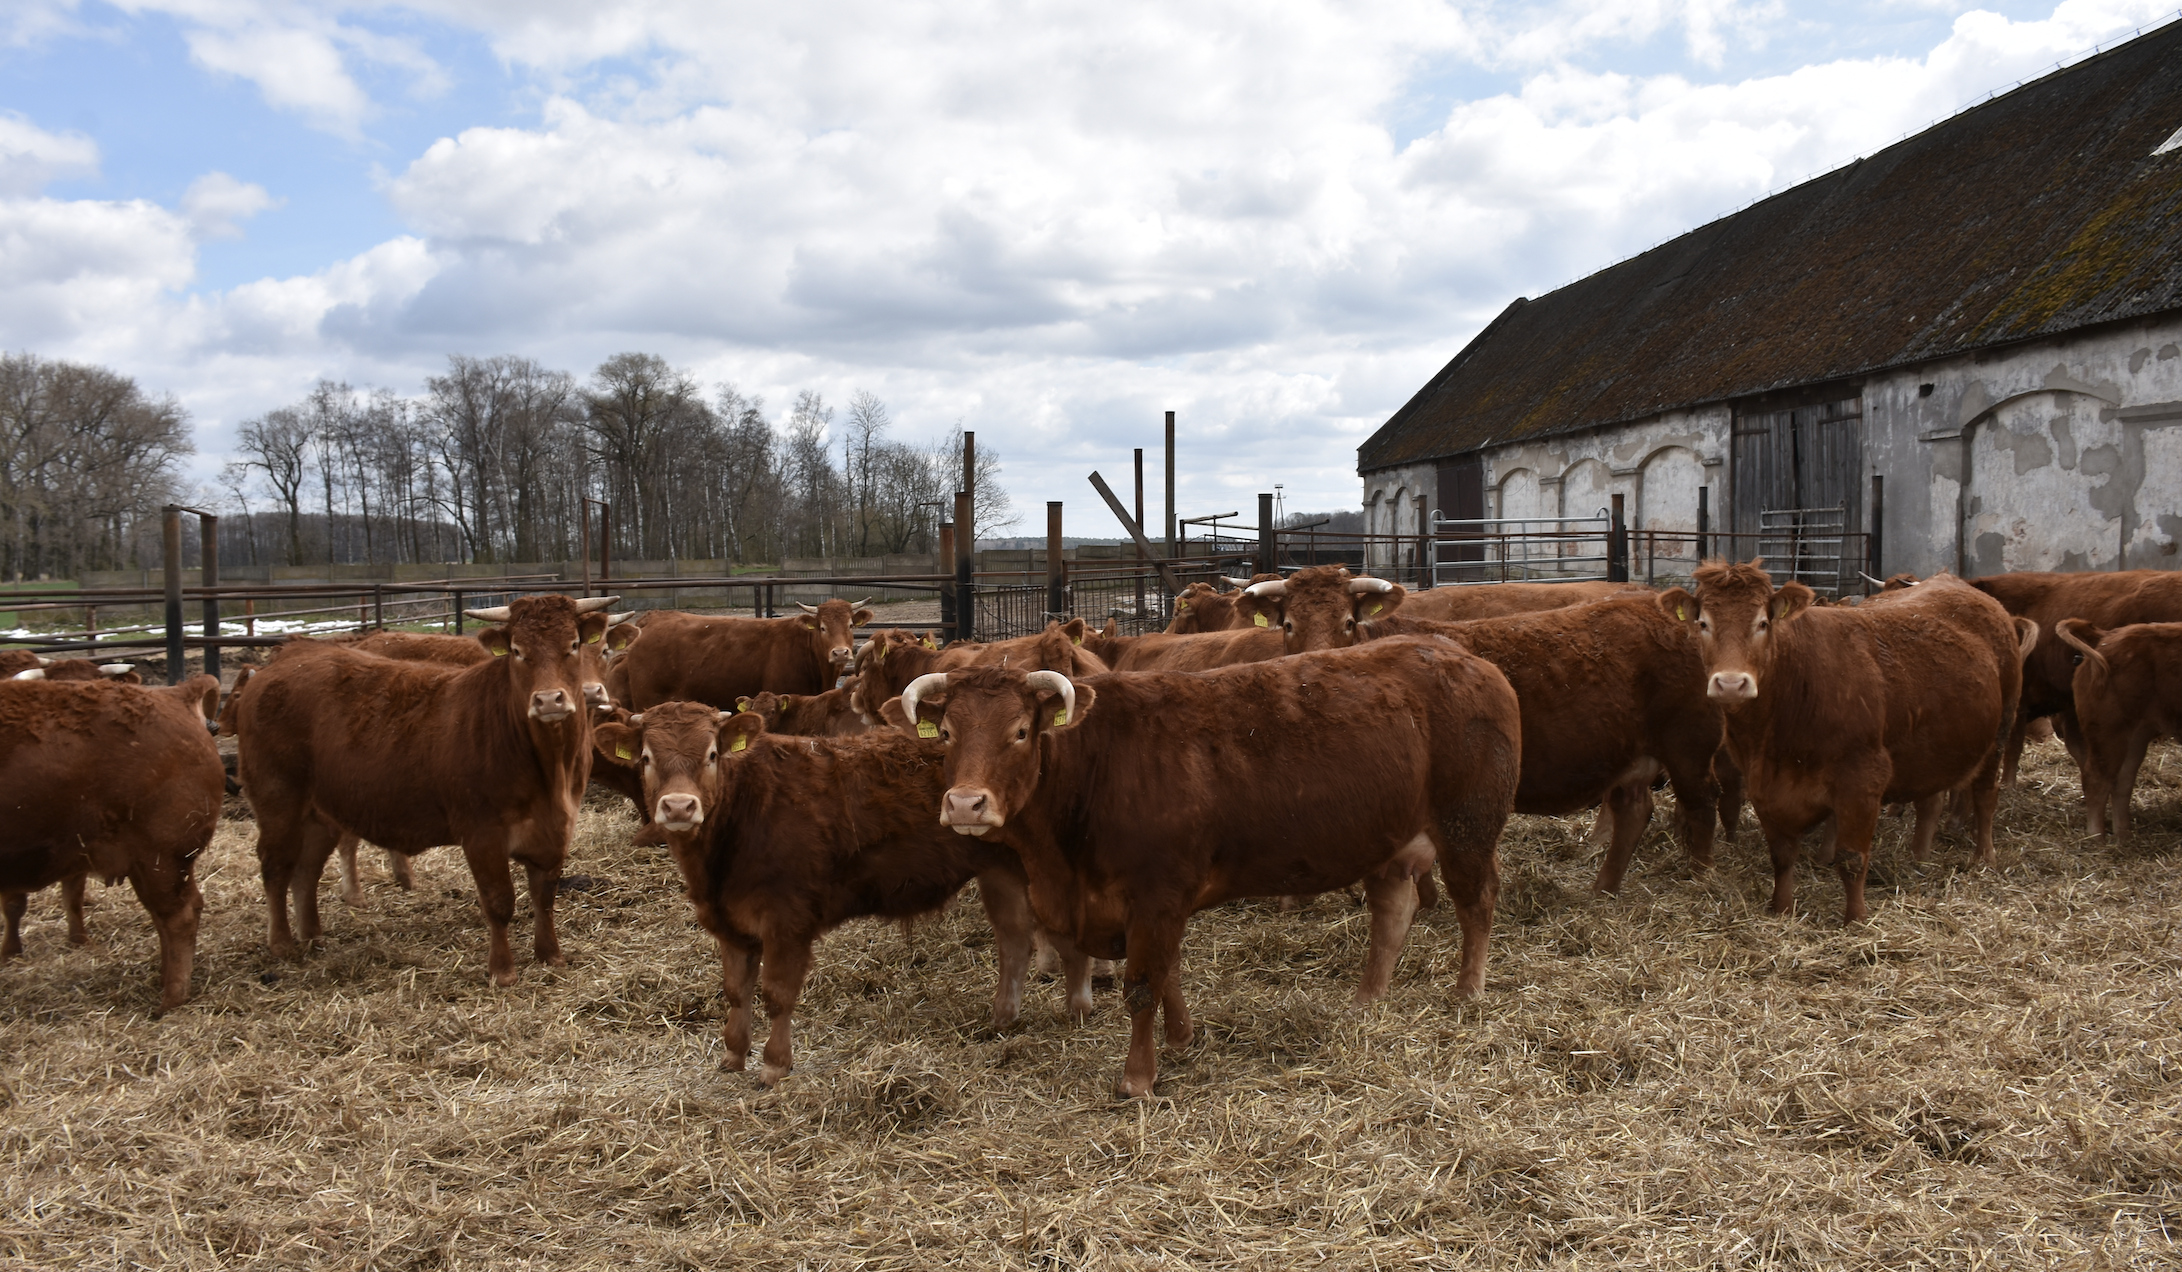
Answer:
[
  {"left": 1706, "top": 671, "right": 1758, "bottom": 702},
  {"left": 942, "top": 787, "right": 1002, "bottom": 835},
  {"left": 530, "top": 688, "right": 576, "bottom": 722},
  {"left": 655, "top": 793, "right": 704, "bottom": 830},
  {"left": 582, "top": 681, "right": 612, "bottom": 711}
]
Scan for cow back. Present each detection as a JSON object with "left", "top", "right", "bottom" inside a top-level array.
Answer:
[
  {"left": 1401, "top": 580, "right": 1644, "bottom": 622},
  {"left": 1974, "top": 570, "right": 2182, "bottom": 719},
  {"left": 616, "top": 611, "right": 835, "bottom": 710}
]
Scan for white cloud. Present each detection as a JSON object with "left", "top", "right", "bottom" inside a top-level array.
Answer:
[
  {"left": 6, "top": 1, "right": 2180, "bottom": 519},
  {"left": 0, "top": 112, "right": 99, "bottom": 196}
]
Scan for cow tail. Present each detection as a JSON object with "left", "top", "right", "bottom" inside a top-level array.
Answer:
[{"left": 218, "top": 666, "right": 255, "bottom": 737}]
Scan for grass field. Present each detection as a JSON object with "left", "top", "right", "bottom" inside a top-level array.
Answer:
[{"left": 3, "top": 737, "right": 2179, "bottom": 1269}]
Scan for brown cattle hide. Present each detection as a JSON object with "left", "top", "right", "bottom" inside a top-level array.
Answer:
[
  {"left": 890, "top": 638, "right": 1521, "bottom": 1098},
  {"left": 849, "top": 620, "right": 1102, "bottom": 718},
  {"left": 613, "top": 599, "right": 873, "bottom": 711},
  {"left": 0, "top": 675, "right": 224, "bottom": 1010},
  {"left": 1400, "top": 580, "right": 1646, "bottom": 622},
  {"left": 2056, "top": 618, "right": 2182, "bottom": 843}
]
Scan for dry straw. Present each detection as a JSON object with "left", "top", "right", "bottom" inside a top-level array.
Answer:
[{"left": 2, "top": 738, "right": 2177, "bottom": 1269}]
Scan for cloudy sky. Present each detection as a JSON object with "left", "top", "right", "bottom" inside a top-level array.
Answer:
[{"left": 2, "top": 0, "right": 2176, "bottom": 536}]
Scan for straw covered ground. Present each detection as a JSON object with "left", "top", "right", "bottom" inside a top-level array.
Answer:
[{"left": 3, "top": 737, "right": 2179, "bottom": 1270}]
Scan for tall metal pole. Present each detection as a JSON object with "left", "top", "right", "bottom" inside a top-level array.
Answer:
[
  {"left": 1132, "top": 447, "right": 1147, "bottom": 618},
  {"left": 1608, "top": 494, "right": 1629, "bottom": 583},
  {"left": 938, "top": 520, "right": 957, "bottom": 640},
  {"left": 1869, "top": 475, "right": 1885, "bottom": 585},
  {"left": 1257, "top": 493, "right": 1275, "bottom": 577},
  {"left": 1046, "top": 502, "right": 1066, "bottom": 618},
  {"left": 954, "top": 490, "right": 974, "bottom": 642},
  {"left": 162, "top": 505, "right": 184, "bottom": 684},
  {"left": 199, "top": 512, "right": 220, "bottom": 682},
  {"left": 600, "top": 501, "right": 612, "bottom": 585},
  {"left": 1697, "top": 486, "right": 1710, "bottom": 561},
  {"left": 1163, "top": 411, "right": 1176, "bottom": 561}
]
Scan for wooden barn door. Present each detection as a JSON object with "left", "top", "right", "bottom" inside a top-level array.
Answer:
[
  {"left": 1730, "top": 393, "right": 1863, "bottom": 538},
  {"left": 1435, "top": 456, "right": 1485, "bottom": 580}
]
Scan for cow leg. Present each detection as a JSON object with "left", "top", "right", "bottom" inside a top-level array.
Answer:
[
  {"left": 388, "top": 849, "right": 415, "bottom": 891},
  {"left": 1355, "top": 859, "right": 1422, "bottom": 1003},
  {"left": 458, "top": 836, "right": 521, "bottom": 987},
  {"left": 2111, "top": 730, "right": 2156, "bottom": 847},
  {"left": 1665, "top": 755, "right": 1720, "bottom": 873},
  {"left": 974, "top": 869, "right": 1034, "bottom": 1030},
  {"left": 62, "top": 872, "right": 89, "bottom": 945},
  {"left": 756, "top": 938, "right": 816, "bottom": 1087},
  {"left": 2001, "top": 707, "right": 2031, "bottom": 787},
  {"left": 2055, "top": 709, "right": 2087, "bottom": 777},
  {"left": 1040, "top": 927, "right": 1096, "bottom": 1022},
  {"left": 1160, "top": 963, "right": 1193, "bottom": 1049},
  {"left": 1762, "top": 821, "right": 1801, "bottom": 916},
  {"left": 1832, "top": 803, "right": 1881, "bottom": 925},
  {"left": 254, "top": 808, "right": 307, "bottom": 959},
  {"left": 519, "top": 857, "right": 566, "bottom": 968},
  {"left": 1593, "top": 779, "right": 1655, "bottom": 894},
  {"left": 1907, "top": 794, "right": 1945, "bottom": 864},
  {"left": 1, "top": 891, "right": 25, "bottom": 960},
  {"left": 1116, "top": 914, "right": 1185, "bottom": 1098},
  {"left": 717, "top": 937, "right": 758, "bottom": 1071},
  {"left": 127, "top": 863, "right": 204, "bottom": 1014},
  {"left": 289, "top": 822, "right": 339, "bottom": 946},
  {"left": 1433, "top": 826, "right": 1501, "bottom": 1001},
  {"left": 1714, "top": 753, "right": 1745, "bottom": 849},
  {"left": 334, "top": 832, "right": 365, "bottom": 907}
]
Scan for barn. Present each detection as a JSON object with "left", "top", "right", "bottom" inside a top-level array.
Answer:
[{"left": 1359, "top": 19, "right": 2182, "bottom": 589}]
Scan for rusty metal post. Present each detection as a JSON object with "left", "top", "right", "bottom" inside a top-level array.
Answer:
[
  {"left": 1697, "top": 486, "right": 1710, "bottom": 561},
  {"left": 600, "top": 501, "right": 611, "bottom": 585},
  {"left": 954, "top": 490, "right": 975, "bottom": 642},
  {"left": 1869, "top": 475, "right": 1884, "bottom": 585},
  {"left": 1046, "top": 502, "right": 1066, "bottom": 618},
  {"left": 938, "top": 520, "right": 957, "bottom": 639},
  {"left": 1257, "top": 493, "right": 1275, "bottom": 577},
  {"left": 1132, "top": 447, "right": 1147, "bottom": 619},
  {"left": 1163, "top": 411, "right": 1176, "bottom": 560},
  {"left": 199, "top": 512, "right": 220, "bottom": 681},
  {"left": 162, "top": 505, "right": 184, "bottom": 683},
  {"left": 1608, "top": 494, "right": 1629, "bottom": 583}
]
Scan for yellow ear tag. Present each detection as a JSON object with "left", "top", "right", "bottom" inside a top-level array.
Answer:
[
  {"left": 585, "top": 632, "right": 602, "bottom": 644},
  {"left": 1053, "top": 709, "right": 1068, "bottom": 726},
  {"left": 1676, "top": 603, "right": 1688, "bottom": 621},
  {"left": 1253, "top": 612, "right": 1269, "bottom": 627},
  {"left": 730, "top": 734, "right": 748, "bottom": 753},
  {"left": 1071, "top": 635, "right": 1082, "bottom": 646},
  {"left": 1177, "top": 599, "right": 1189, "bottom": 611},
  {"left": 1369, "top": 603, "right": 1384, "bottom": 616},
  {"left": 491, "top": 647, "right": 507, "bottom": 656},
  {"left": 917, "top": 720, "right": 939, "bottom": 738},
  {"left": 615, "top": 744, "right": 634, "bottom": 761},
  {"left": 736, "top": 697, "right": 752, "bottom": 710}
]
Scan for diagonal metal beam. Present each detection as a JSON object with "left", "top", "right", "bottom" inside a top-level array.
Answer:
[{"left": 1088, "top": 471, "right": 1184, "bottom": 594}]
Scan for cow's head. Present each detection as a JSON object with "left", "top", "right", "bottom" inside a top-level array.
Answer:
[
  {"left": 578, "top": 611, "right": 641, "bottom": 712},
  {"left": 594, "top": 700, "right": 759, "bottom": 832},
  {"left": 883, "top": 664, "right": 1095, "bottom": 836},
  {"left": 1240, "top": 565, "right": 1406, "bottom": 653},
  {"left": 1657, "top": 559, "right": 1810, "bottom": 706},
  {"left": 467, "top": 593, "right": 621, "bottom": 725},
  {"left": 797, "top": 598, "right": 875, "bottom": 678},
  {"left": 1166, "top": 581, "right": 1227, "bottom": 633}
]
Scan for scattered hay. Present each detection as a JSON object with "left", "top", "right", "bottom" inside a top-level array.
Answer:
[{"left": 2, "top": 737, "right": 2180, "bottom": 1268}]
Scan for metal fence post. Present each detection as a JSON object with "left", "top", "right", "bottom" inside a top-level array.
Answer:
[
  {"left": 955, "top": 490, "right": 975, "bottom": 642},
  {"left": 199, "top": 512, "right": 220, "bottom": 682},
  {"left": 1257, "top": 493, "right": 1275, "bottom": 576},
  {"left": 1697, "top": 486, "right": 1710, "bottom": 562},
  {"left": 1869, "top": 475, "right": 1885, "bottom": 584},
  {"left": 1608, "top": 495, "right": 1629, "bottom": 583},
  {"left": 1046, "top": 502, "right": 1066, "bottom": 619},
  {"left": 938, "top": 521, "right": 956, "bottom": 639},
  {"left": 162, "top": 505, "right": 184, "bottom": 684},
  {"left": 454, "top": 590, "right": 465, "bottom": 635}
]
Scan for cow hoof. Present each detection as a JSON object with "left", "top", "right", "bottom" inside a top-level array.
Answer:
[
  {"left": 268, "top": 938, "right": 300, "bottom": 960},
  {"left": 1165, "top": 1024, "right": 1195, "bottom": 1049},
  {"left": 718, "top": 1053, "right": 747, "bottom": 1073},
  {"left": 1114, "top": 1074, "right": 1156, "bottom": 1100},
  {"left": 758, "top": 1064, "right": 789, "bottom": 1088},
  {"left": 989, "top": 1008, "right": 1020, "bottom": 1031},
  {"left": 489, "top": 969, "right": 519, "bottom": 988},
  {"left": 539, "top": 953, "right": 567, "bottom": 969},
  {"left": 67, "top": 932, "right": 89, "bottom": 947}
]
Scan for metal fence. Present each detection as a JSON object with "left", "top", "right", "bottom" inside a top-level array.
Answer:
[
  {"left": 1428, "top": 513, "right": 1616, "bottom": 586},
  {"left": 1755, "top": 506, "right": 1860, "bottom": 599}
]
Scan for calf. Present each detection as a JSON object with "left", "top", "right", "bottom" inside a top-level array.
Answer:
[
  {"left": 1362, "top": 599, "right": 1726, "bottom": 892},
  {"left": 235, "top": 593, "right": 620, "bottom": 985},
  {"left": 889, "top": 639, "right": 1521, "bottom": 1097},
  {"left": 0, "top": 674, "right": 223, "bottom": 1009},
  {"left": 614, "top": 599, "right": 873, "bottom": 710},
  {"left": 1971, "top": 571, "right": 2182, "bottom": 783},
  {"left": 595, "top": 702, "right": 1077, "bottom": 1084},
  {"left": 2056, "top": 618, "right": 2182, "bottom": 843},
  {"left": 1660, "top": 562, "right": 2026, "bottom": 922}
]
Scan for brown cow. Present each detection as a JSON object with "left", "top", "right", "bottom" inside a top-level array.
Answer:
[
  {"left": 889, "top": 638, "right": 1521, "bottom": 1097},
  {"left": 595, "top": 701, "right": 1077, "bottom": 1085},
  {"left": 12, "top": 657, "right": 141, "bottom": 683},
  {"left": 1660, "top": 562, "right": 2026, "bottom": 922},
  {"left": 1237, "top": 564, "right": 1406, "bottom": 653},
  {"left": 4, "top": 657, "right": 154, "bottom": 942},
  {"left": 1092, "top": 624, "right": 1286, "bottom": 672},
  {"left": 1361, "top": 599, "right": 1726, "bottom": 891},
  {"left": 0, "top": 650, "right": 42, "bottom": 677},
  {"left": 1400, "top": 579, "right": 1644, "bottom": 622},
  {"left": 734, "top": 687, "right": 869, "bottom": 736},
  {"left": 1971, "top": 571, "right": 2182, "bottom": 784},
  {"left": 2056, "top": 618, "right": 2182, "bottom": 843},
  {"left": 235, "top": 593, "right": 620, "bottom": 984},
  {"left": 0, "top": 674, "right": 223, "bottom": 1009},
  {"left": 614, "top": 598, "right": 873, "bottom": 711},
  {"left": 1165, "top": 574, "right": 1280, "bottom": 634}
]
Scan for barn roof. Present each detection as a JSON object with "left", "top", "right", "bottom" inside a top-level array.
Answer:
[{"left": 1359, "top": 19, "right": 2182, "bottom": 474}]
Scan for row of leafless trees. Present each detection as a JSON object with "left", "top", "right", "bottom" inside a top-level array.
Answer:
[
  {"left": 214, "top": 352, "right": 1016, "bottom": 569},
  {"left": 0, "top": 353, "right": 193, "bottom": 582}
]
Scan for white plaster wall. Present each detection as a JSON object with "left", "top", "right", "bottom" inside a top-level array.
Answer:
[
  {"left": 1963, "top": 390, "right": 2126, "bottom": 573},
  {"left": 1496, "top": 468, "right": 1541, "bottom": 520},
  {"left": 1638, "top": 446, "right": 1705, "bottom": 532}
]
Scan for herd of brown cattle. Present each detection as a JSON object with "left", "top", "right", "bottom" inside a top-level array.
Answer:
[{"left": 5, "top": 562, "right": 2181, "bottom": 1096}]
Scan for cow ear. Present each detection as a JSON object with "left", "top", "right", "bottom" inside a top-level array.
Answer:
[
  {"left": 1062, "top": 617, "right": 1087, "bottom": 646},
  {"left": 1357, "top": 584, "right": 1406, "bottom": 621},
  {"left": 798, "top": 614, "right": 819, "bottom": 630},
  {"left": 852, "top": 608, "right": 875, "bottom": 626},
  {"left": 880, "top": 693, "right": 947, "bottom": 737},
  {"left": 594, "top": 722, "right": 642, "bottom": 766},
  {"left": 1657, "top": 588, "right": 1698, "bottom": 625},
  {"left": 477, "top": 628, "right": 512, "bottom": 657},
  {"left": 1031, "top": 678, "right": 1096, "bottom": 729},
  {"left": 606, "top": 622, "right": 641, "bottom": 653},
  {"left": 1234, "top": 592, "right": 1276, "bottom": 629},
  {"left": 1770, "top": 582, "right": 1815, "bottom": 622},
  {"left": 719, "top": 712, "right": 765, "bottom": 754},
  {"left": 578, "top": 612, "right": 610, "bottom": 644}
]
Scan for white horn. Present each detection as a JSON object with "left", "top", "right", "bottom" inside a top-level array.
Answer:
[
  {"left": 797, "top": 602, "right": 820, "bottom": 614},
  {"left": 605, "top": 611, "right": 636, "bottom": 625},
  {"left": 36, "top": 655, "right": 52, "bottom": 665},
  {"left": 13, "top": 668, "right": 44, "bottom": 680},
  {"left": 849, "top": 597, "right": 872, "bottom": 608},
  {"left": 1347, "top": 576, "right": 1396, "bottom": 595},
  {"left": 900, "top": 672, "right": 949, "bottom": 728},
  {"left": 1218, "top": 576, "right": 1254, "bottom": 590},
  {"left": 1025, "top": 670, "right": 1076, "bottom": 726},
  {"left": 464, "top": 606, "right": 512, "bottom": 622},
  {"left": 1243, "top": 579, "right": 1288, "bottom": 599},
  {"left": 99, "top": 663, "right": 134, "bottom": 675},
  {"left": 627, "top": 713, "right": 645, "bottom": 726},
  {"left": 573, "top": 595, "right": 619, "bottom": 613}
]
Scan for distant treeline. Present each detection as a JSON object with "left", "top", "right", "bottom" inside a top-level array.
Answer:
[{"left": 1, "top": 348, "right": 1019, "bottom": 581}]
